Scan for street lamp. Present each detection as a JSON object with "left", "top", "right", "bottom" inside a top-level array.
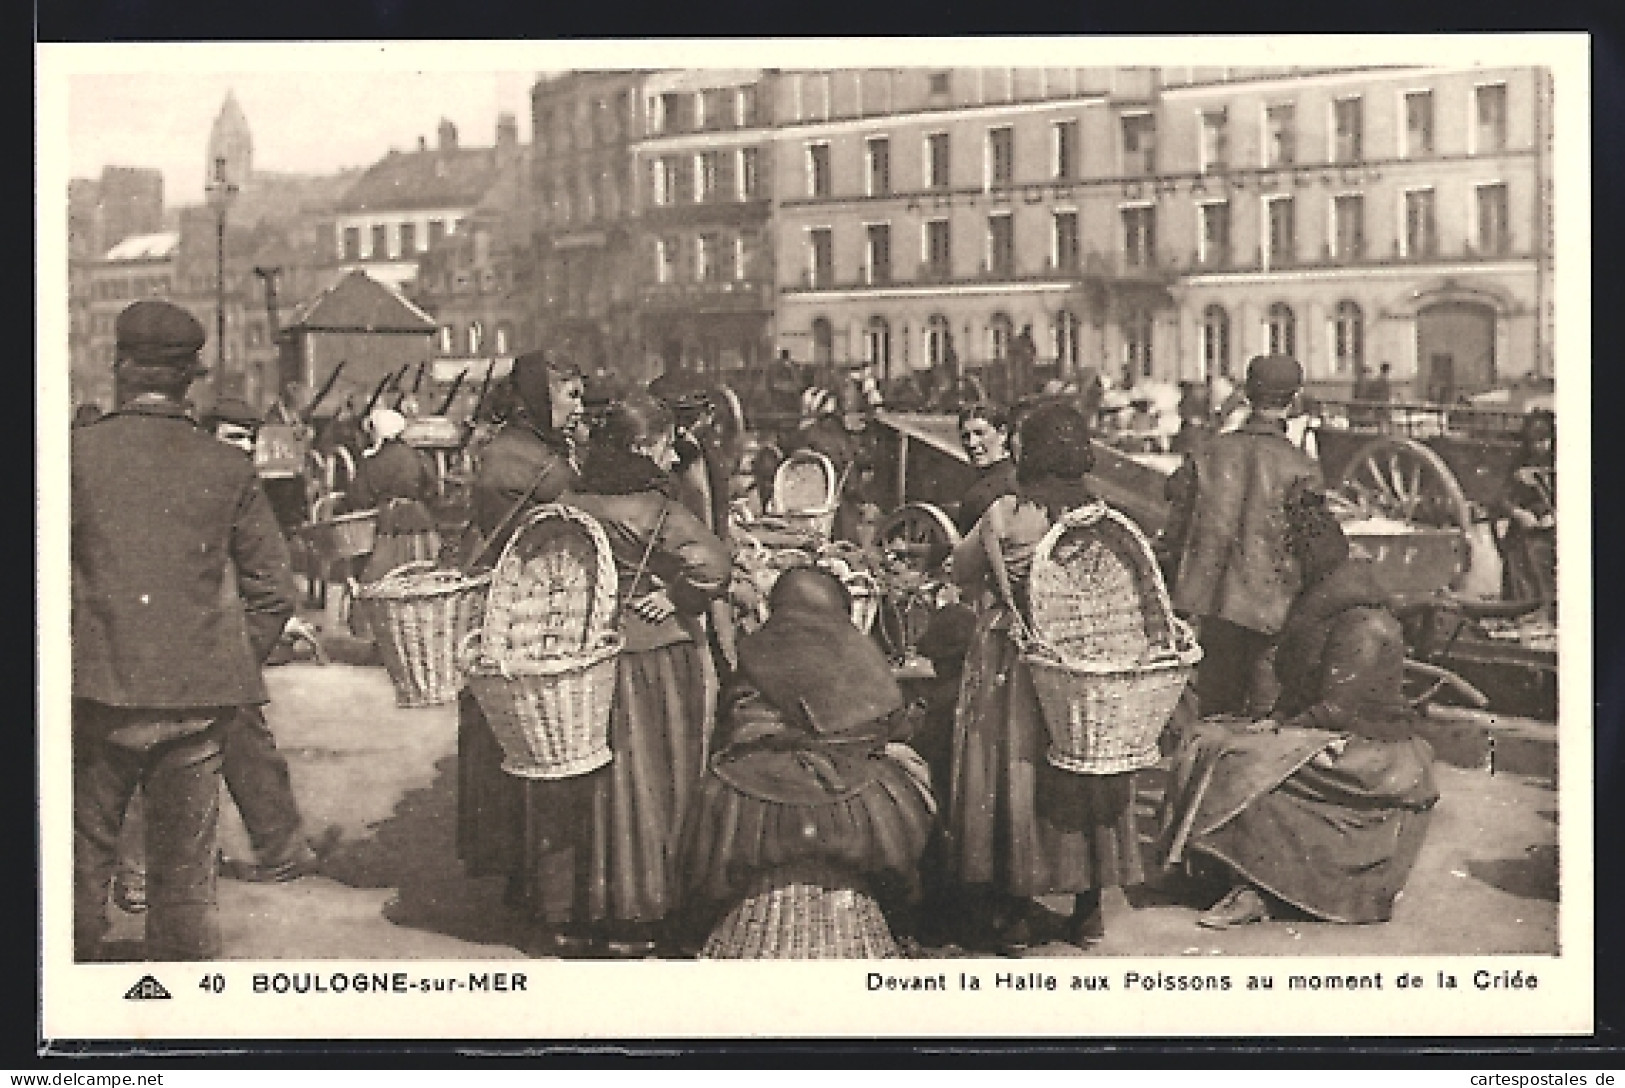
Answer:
[{"left": 205, "top": 173, "right": 240, "bottom": 395}]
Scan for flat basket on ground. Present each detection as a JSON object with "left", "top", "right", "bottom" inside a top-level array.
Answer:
[
  {"left": 464, "top": 504, "right": 620, "bottom": 779},
  {"left": 1021, "top": 502, "right": 1201, "bottom": 775},
  {"left": 352, "top": 560, "right": 491, "bottom": 708},
  {"left": 700, "top": 861, "right": 901, "bottom": 960}
]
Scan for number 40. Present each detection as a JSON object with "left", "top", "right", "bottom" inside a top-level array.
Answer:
[{"left": 198, "top": 974, "right": 225, "bottom": 994}]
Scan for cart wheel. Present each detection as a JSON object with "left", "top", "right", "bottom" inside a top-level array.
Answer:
[
  {"left": 1334, "top": 435, "right": 1475, "bottom": 584},
  {"left": 876, "top": 502, "right": 962, "bottom": 575}
]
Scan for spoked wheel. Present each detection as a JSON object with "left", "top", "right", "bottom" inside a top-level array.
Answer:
[
  {"left": 1332, "top": 436, "right": 1473, "bottom": 534},
  {"left": 876, "top": 502, "right": 961, "bottom": 575}
]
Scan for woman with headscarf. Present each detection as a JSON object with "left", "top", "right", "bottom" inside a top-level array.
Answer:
[
  {"left": 679, "top": 567, "right": 936, "bottom": 947},
  {"left": 1497, "top": 408, "right": 1556, "bottom": 609},
  {"left": 552, "top": 394, "right": 732, "bottom": 956},
  {"left": 455, "top": 352, "right": 584, "bottom": 925},
  {"left": 946, "top": 403, "right": 1146, "bottom": 953},
  {"left": 350, "top": 406, "right": 439, "bottom": 585},
  {"left": 1156, "top": 485, "right": 1440, "bottom": 929}
]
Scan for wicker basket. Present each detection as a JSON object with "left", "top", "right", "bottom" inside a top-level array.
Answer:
[
  {"left": 464, "top": 505, "right": 621, "bottom": 779},
  {"left": 352, "top": 561, "right": 492, "bottom": 707},
  {"left": 303, "top": 506, "right": 379, "bottom": 563},
  {"left": 1020, "top": 502, "right": 1201, "bottom": 775},
  {"left": 700, "top": 862, "right": 902, "bottom": 960},
  {"left": 771, "top": 450, "right": 839, "bottom": 541}
]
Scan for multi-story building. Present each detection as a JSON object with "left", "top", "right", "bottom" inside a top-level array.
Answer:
[
  {"left": 631, "top": 69, "right": 777, "bottom": 380},
  {"left": 766, "top": 65, "right": 1553, "bottom": 401},
  {"left": 67, "top": 166, "right": 165, "bottom": 263},
  {"left": 529, "top": 71, "right": 649, "bottom": 379},
  {"left": 324, "top": 119, "right": 508, "bottom": 293},
  {"left": 69, "top": 231, "right": 179, "bottom": 408}
]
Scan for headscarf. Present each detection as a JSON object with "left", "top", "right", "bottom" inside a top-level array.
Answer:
[{"left": 364, "top": 407, "right": 407, "bottom": 457}]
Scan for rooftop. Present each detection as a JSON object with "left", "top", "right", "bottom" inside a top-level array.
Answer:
[
  {"left": 334, "top": 145, "right": 502, "bottom": 215},
  {"left": 285, "top": 268, "right": 437, "bottom": 333}
]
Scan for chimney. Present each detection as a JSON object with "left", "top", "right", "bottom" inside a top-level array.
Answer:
[
  {"left": 496, "top": 112, "right": 519, "bottom": 166},
  {"left": 438, "top": 119, "right": 458, "bottom": 151},
  {"left": 418, "top": 135, "right": 428, "bottom": 152}
]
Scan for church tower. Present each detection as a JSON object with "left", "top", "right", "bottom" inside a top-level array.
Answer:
[{"left": 205, "top": 90, "right": 253, "bottom": 193}]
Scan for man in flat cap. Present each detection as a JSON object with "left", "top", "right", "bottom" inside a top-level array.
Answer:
[
  {"left": 1158, "top": 353, "right": 1324, "bottom": 717},
  {"left": 73, "top": 300, "right": 300, "bottom": 960}
]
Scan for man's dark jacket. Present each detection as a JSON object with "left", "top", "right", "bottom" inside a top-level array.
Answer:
[
  {"left": 72, "top": 399, "right": 299, "bottom": 708},
  {"left": 1161, "top": 415, "right": 1322, "bottom": 636}
]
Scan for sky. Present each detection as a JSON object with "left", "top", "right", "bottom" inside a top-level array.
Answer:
[{"left": 66, "top": 70, "right": 541, "bottom": 207}]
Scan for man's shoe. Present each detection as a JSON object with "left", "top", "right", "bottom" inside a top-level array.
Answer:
[{"left": 1197, "top": 885, "right": 1270, "bottom": 929}]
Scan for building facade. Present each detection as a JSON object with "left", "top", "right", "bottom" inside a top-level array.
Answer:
[{"left": 762, "top": 65, "right": 1552, "bottom": 401}]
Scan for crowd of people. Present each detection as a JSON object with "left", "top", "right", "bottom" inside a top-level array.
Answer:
[{"left": 71, "top": 296, "right": 1558, "bottom": 962}]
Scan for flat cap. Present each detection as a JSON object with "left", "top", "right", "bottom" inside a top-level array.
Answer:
[
  {"left": 116, "top": 300, "right": 207, "bottom": 367},
  {"left": 1244, "top": 354, "right": 1304, "bottom": 403}
]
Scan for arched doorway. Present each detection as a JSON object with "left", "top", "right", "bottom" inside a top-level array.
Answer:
[{"left": 1417, "top": 300, "right": 1495, "bottom": 402}]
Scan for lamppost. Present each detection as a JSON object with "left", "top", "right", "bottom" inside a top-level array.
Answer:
[{"left": 205, "top": 176, "right": 239, "bottom": 395}]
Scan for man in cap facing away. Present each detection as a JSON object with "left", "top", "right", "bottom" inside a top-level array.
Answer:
[
  {"left": 73, "top": 300, "right": 300, "bottom": 959},
  {"left": 1158, "top": 353, "right": 1324, "bottom": 717}
]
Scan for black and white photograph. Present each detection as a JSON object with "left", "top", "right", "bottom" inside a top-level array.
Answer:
[{"left": 35, "top": 36, "right": 1591, "bottom": 1041}]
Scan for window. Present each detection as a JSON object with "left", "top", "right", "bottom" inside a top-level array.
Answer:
[
  {"left": 428, "top": 219, "right": 446, "bottom": 248},
  {"left": 737, "top": 85, "right": 759, "bottom": 127},
  {"left": 399, "top": 223, "right": 417, "bottom": 255},
  {"left": 343, "top": 227, "right": 361, "bottom": 260},
  {"left": 494, "top": 324, "right": 511, "bottom": 356},
  {"left": 656, "top": 236, "right": 680, "bottom": 284},
  {"left": 371, "top": 224, "right": 390, "bottom": 259},
  {"left": 865, "top": 137, "right": 892, "bottom": 197},
  {"left": 1124, "top": 309, "right": 1153, "bottom": 377},
  {"left": 1201, "top": 305, "right": 1230, "bottom": 378},
  {"left": 807, "top": 142, "right": 832, "bottom": 198},
  {"left": 1053, "top": 120, "right": 1079, "bottom": 180},
  {"left": 1333, "top": 300, "right": 1363, "bottom": 374},
  {"left": 1053, "top": 211, "right": 1080, "bottom": 271},
  {"left": 738, "top": 147, "right": 761, "bottom": 200},
  {"left": 1404, "top": 188, "right": 1438, "bottom": 257},
  {"left": 697, "top": 233, "right": 726, "bottom": 282},
  {"left": 809, "top": 228, "right": 834, "bottom": 287},
  {"left": 214, "top": 156, "right": 228, "bottom": 185},
  {"left": 438, "top": 325, "right": 455, "bottom": 355},
  {"left": 987, "top": 213, "right": 1015, "bottom": 275},
  {"left": 1199, "top": 202, "right": 1231, "bottom": 267},
  {"left": 1265, "top": 103, "right": 1297, "bottom": 166},
  {"left": 1266, "top": 196, "right": 1296, "bottom": 268},
  {"left": 697, "top": 151, "right": 722, "bottom": 203},
  {"left": 655, "top": 91, "right": 686, "bottom": 134},
  {"left": 926, "top": 133, "right": 951, "bottom": 189},
  {"left": 653, "top": 157, "right": 677, "bottom": 206},
  {"left": 1475, "top": 83, "right": 1509, "bottom": 153},
  {"left": 924, "top": 219, "right": 951, "bottom": 278},
  {"left": 1199, "top": 109, "right": 1228, "bottom": 173},
  {"left": 1333, "top": 194, "right": 1365, "bottom": 259},
  {"left": 1333, "top": 97, "right": 1363, "bottom": 163},
  {"left": 1266, "top": 302, "right": 1296, "bottom": 358},
  {"left": 988, "top": 127, "right": 1014, "bottom": 187},
  {"left": 811, "top": 317, "right": 834, "bottom": 365},
  {"left": 989, "top": 313, "right": 1014, "bottom": 361},
  {"left": 700, "top": 88, "right": 729, "bottom": 131},
  {"left": 928, "top": 71, "right": 951, "bottom": 96},
  {"left": 735, "top": 233, "right": 752, "bottom": 281},
  {"left": 1477, "top": 182, "right": 1511, "bottom": 254},
  {"left": 468, "top": 321, "right": 483, "bottom": 356},
  {"left": 1122, "top": 205, "right": 1156, "bottom": 268},
  {"left": 925, "top": 314, "right": 952, "bottom": 367},
  {"left": 1121, "top": 113, "right": 1156, "bottom": 174},
  {"left": 1054, "top": 310, "right": 1081, "bottom": 371},
  {"left": 1404, "top": 91, "right": 1435, "bottom": 158},
  {"left": 866, "top": 223, "right": 892, "bottom": 284},
  {"left": 864, "top": 316, "right": 891, "bottom": 375}
]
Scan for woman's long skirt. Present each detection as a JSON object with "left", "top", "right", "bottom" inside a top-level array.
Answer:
[{"left": 946, "top": 609, "right": 1146, "bottom": 897}]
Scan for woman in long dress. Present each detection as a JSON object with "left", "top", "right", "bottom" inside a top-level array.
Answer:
[
  {"left": 558, "top": 394, "right": 733, "bottom": 956},
  {"left": 946, "top": 402, "right": 1146, "bottom": 953},
  {"left": 350, "top": 407, "right": 441, "bottom": 584},
  {"left": 455, "top": 353, "right": 583, "bottom": 919},
  {"left": 1157, "top": 485, "right": 1440, "bottom": 929}
]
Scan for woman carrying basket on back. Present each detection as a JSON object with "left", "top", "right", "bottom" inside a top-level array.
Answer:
[
  {"left": 946, "top": 402, "right": 1147, "bottom": 954},
  {"left": 557, "top": 394, "right": 733, "bottom": 957},
  {"left": 455, "top": 352, "right": 584, "bottom": 929}
]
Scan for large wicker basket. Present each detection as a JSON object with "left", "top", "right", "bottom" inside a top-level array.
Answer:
[
  {"left": 352, "top": 561, "right": 492, "bottom": 707},
  {"left": 463, "top": 505, "right": 621, "bottom": 779},
  {"left": 770, "top": 450, "right": 839, "bottom": 540},
  {"left": 700, "top": 862, "right": 902, "bottom": 960},
  {"left": 1020, "top": 502, "right": 1200, "bottom": 775}
]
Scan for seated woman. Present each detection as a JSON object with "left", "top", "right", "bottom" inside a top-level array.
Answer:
[
  {"left": 681, "top": 567, "right": 936, "bottom": 948},
  {"left": 1157, "top": 485, "right": 1441, "bottom": 929}
]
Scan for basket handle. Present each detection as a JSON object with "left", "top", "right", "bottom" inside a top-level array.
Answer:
[
  {"left": 461, "top": 457, "right": 565, "bottom": 573},
  {"left": 613, "top": 500, "right": 671, "bottom": 628},
  {"left": 459, "top": 626, "right": 486, "bottom": 668},
  {"left": 379, "top": 559, "right": 438, "bottom": 584}
]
